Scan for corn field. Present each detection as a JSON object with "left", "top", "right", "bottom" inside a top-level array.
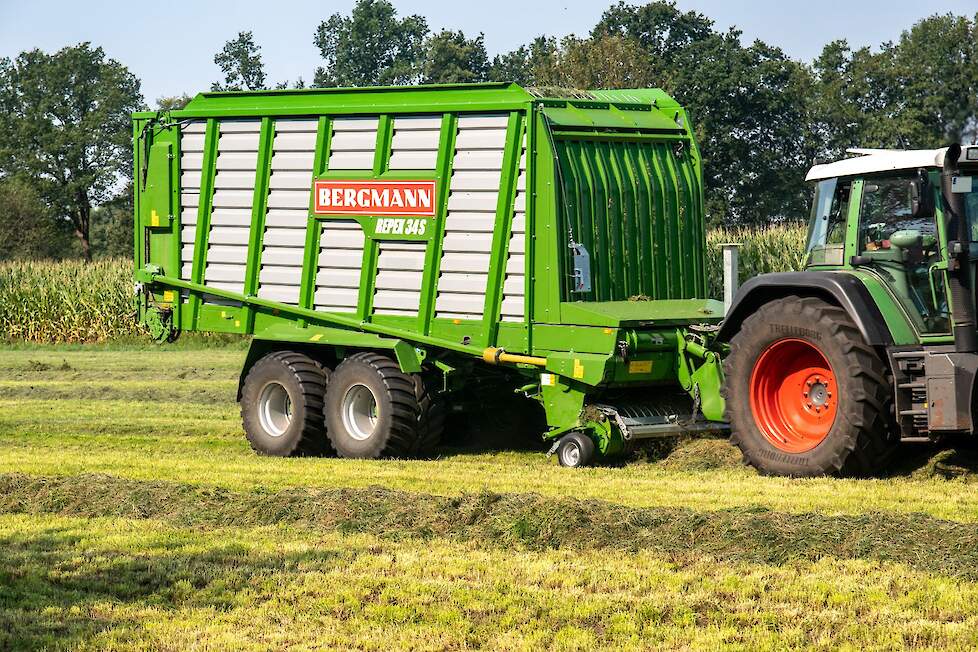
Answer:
[
  {"left": 0, "top": 258, "right": 144, "bottom": 343},
  {"left": 0, "top": 225, "right": 808, "bottom": 343},
  {"left": 705, "top": 224, "right": 809, "bottom": 298}
]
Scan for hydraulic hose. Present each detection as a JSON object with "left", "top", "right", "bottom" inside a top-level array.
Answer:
[{"left": 941, "top": 143, "right": 978, "bottom": 353}]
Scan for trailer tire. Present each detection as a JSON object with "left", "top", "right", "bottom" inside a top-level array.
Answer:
[
  {"left": 724, "top": 296, "right": 895, "bottom": 477},
  {"left": 240, "top": 351, "right": 330, "bottom": 457},
  {"left": 412, "top": 375, "right": 446, "bottom": 457},
  {"left": 325, "top": 352, "right": 419, "bottom": 459},
  {"left": 556, "top": 432, "right": 595, "bottom": 468}
]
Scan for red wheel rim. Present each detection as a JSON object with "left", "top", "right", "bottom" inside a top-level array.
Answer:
[{"left": 748, "top": 338, "right": 838, "bottom": 453}]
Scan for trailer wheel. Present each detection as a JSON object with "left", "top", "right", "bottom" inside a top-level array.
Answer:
[
  {"left": 556, "top": 432, "right": 595, "bottom": 468},
  {"left": 411, "top": 375, "right": 446, "bottom": 457},
  {"left": 240, "top": 351, "right": 330, "bottom": 457},
  {"left": 724, "top": 296, "right": 895, "bottom": 477},
  {"left": 324, "top": 352, "right": 419, "bottom": 458}
]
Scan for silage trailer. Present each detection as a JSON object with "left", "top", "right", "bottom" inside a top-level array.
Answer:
[{"left": 132, "top": 82, "right": 728, "bottom": 467}]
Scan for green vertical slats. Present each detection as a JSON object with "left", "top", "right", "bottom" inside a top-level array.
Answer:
[
  {"left": 623, "top": 142, "right": 654, "bottom": 298},
  {"left": 242, "top": 117, "right": 274, "bottom": 333},
  {"left": 419, "top": 113, "right": 458, "bottom": 335},
  {"left": 675, "top": 154, "right": 701, "bottom": 297},
  {"left": 357, "top": 114, "right": 393, "bottom": 321},
  {"left": 681, "top": 153, "right": 707, "bottom": 297},
  {"left": 482, "top": 111, "right": 524, "bottom": 346},
  {"left": 556, "top": 143, "right": 576, "bottom": 299},
  {"left": 588, "top": 142, "right": 610, "bottom": 297},
  {"left": 568, "top": 141, "right": 597, "bottom": 299},
  {"left": 523, "top": 109, "right": 536, "bottom": 343},
  {"left": 606, "top": 141, "right": 638, "bottom": 297},
  {"left": 298, "top": 116, "right": 331, "bottom": 321},
  {"left": 651, "top": 144, "right": 680, "bottom": 298},
  {"left": 169, "top": 124, "right": 183, "bottom": 329},
  {"left": 602, "top": 142, "right": 626, "bottom": 298},
  {"left": 634, "top": 143, "right": 664, "bottom": 299},
  {"left": 575, "top": 141, "right": 604, "bottom": 300},
  {"left": 552, "top": 133, "right": 713, "bottom": 303},
  {"left": 663, "top": 148, "right": 690, "bottom": 297},
  {"left": 188, "top": 119, "right": 220, "bottom": 328}
]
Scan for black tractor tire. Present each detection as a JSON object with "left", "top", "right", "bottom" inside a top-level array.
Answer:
[
  {"left": 240, "top": 351, "right": 330, "bottom": 457},
  {"left": 723, "top": 296, "right": 896, "bottom": 477},
  {"left": 324, "top": 352, "right": 419, "bottom": 459},
  {"left": 411, "top": 375, "right": 446, "bottom": 457},
  {"left": 556, "top": 432, "right": 596, "bottom": 468}
]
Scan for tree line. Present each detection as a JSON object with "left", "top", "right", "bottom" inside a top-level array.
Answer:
[{"left": 1, "top": 0, "right": 976, "bottom": 261}]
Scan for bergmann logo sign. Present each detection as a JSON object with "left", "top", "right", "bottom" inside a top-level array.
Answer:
[{"left": 313, "top": 180, "right": 437, "bottom": 216}]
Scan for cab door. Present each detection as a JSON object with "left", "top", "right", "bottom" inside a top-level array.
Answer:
[{"left": 852, "top": 173, "right": 950, "bottom": 335}]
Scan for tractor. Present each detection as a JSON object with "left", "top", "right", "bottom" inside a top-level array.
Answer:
[{"left": 721, "top": 144, "right": 978, "bottom": 476}]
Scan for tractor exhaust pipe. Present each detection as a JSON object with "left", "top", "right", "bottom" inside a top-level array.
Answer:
[{"left": 941, "top": 143, "right": 978, "bottom": 353}]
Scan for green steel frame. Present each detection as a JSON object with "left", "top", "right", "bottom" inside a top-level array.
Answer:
[{"left": 133, "top": 82, "right": 727, "bottom": 452}]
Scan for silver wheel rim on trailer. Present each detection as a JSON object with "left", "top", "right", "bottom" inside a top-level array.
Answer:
[
  {"left": 341, "top": 384, "right": 379, "bottom": 441},
  {"left": 561, "top": 441, "right": 581, "bottom": 467},
  {"left": 258, "top": 382, "right": 293, "bottom": 437}
]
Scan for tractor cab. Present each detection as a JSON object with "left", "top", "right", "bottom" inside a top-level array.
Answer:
[{"left": 805, "top": 146, "right": 978, "bottom": 336}]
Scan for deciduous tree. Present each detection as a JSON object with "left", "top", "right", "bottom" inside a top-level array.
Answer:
[
  {"left": 0, "top": 43, "right": 144, "bottom": 260},
  {"left": 423, "top": 30, "right": 489, "bottom": 84},
  {"left": 313, "top": 0, "right": 428, "bottom": 87},
  {"left": 212, "top": 31, "right": 267, "bottom": 91}
]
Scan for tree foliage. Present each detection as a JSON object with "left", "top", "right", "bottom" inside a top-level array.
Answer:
[
  {"left": 212, "top": 31, "right": 267, "bottom": 91},
  {"left": 314, "top": 0, "right": 428, "bottom": 87},
  {"left": 883, "top": 13, "right": 977, "bottom": 146},
  {"left": 89, "top": 185, "right": 133, "bottom": 258},
  {"left": 0, "top": 43, "right": 143, "bottom": 259},
  {"left": 156, "top": 94, "right": 193, "bottom": 111},
  {"left": 0, "top": 179, "right": 74, "bottom": 260},
  {"left": 423, "top": 31, "right": 490, "bottom": 84},
  {"left": 488, "top": 37, "right": 560, "bottom": 86},
  {"left": 669, "top": 36, "right": 816, "bottom": 223},
  {"left": 592, "top": 0, "right": 714, "bottom": 70}
]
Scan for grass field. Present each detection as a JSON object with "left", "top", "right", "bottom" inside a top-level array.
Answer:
[{"left": 5, "top": 346, "right": 978, "bottom": 649}]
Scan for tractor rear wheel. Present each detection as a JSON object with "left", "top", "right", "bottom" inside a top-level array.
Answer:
[
  {"left": 240, "top": 351, "right": 330, "bottom": 457},
  {"left": 324, "top": 352, "right": 420, "bottom": 459},
  {"left": 724, "top": 296, "right": 895, "bottom": 477}
]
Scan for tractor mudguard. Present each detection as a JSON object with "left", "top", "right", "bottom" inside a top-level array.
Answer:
[{"left": 716, "top": 272, "right": 894, "bottom": 346}]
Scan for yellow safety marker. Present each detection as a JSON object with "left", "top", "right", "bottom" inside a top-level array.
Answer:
[
  {"left": 628, "top": 360, "right": 653, "bottom": 374},
  {"left": 573, "top": 358, "right": 585, "bottom": 379}
]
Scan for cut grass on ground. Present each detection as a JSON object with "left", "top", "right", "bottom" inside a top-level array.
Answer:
[
  {"left": 5, "top": 345, "right": 978, "bottom": 649},
  {"left": 6, "top": 472, "right": 978, "bottom": 580},
  {"left": 4, "top": 348, "right": 978, "bottom": 522},
  {"left": 4, "top": 511, "right": 978, "bottom": 651}
]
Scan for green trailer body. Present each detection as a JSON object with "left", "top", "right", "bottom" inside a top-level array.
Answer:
[{"left": 133, "top": 82, "right": 726, "bottom": 462}]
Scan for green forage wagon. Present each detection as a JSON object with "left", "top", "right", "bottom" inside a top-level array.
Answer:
[{"left": 132, "top": 82, "right": 727, "bottom": 467}]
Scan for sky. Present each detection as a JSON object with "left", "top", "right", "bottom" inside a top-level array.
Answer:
[{"left": 1, "top": 0, "right": 975, "bottom": 104}]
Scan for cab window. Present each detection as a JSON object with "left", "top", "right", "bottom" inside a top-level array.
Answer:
[
  {"left": 859, "top": 176, "right": 936, "bottom": 251},
  {"left": 806, "top": 178, "right": 850, "bottom": 266},
  {"left": 857, "top": 174, "right": 948, "bottom": 334}
]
